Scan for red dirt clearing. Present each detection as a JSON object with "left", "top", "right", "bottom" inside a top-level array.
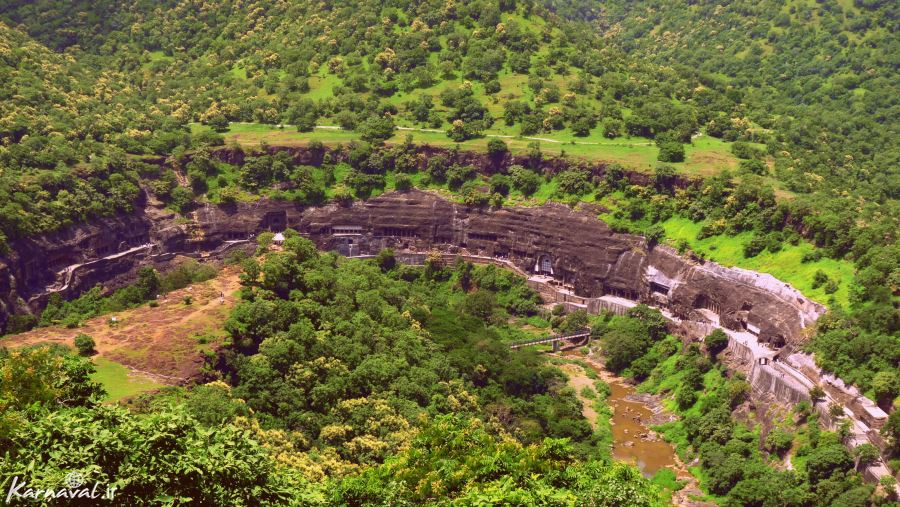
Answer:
[{"left": 1, "top": 266, "right": 243, "bottom": 384}]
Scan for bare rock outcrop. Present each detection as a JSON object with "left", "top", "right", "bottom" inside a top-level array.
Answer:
[{"left": 0, "top": 190, "right": 825, "bottom": 347}]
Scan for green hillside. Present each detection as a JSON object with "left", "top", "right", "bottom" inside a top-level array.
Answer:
[{"left": 0, "top": 1, "right": 897, "bottom": 504}]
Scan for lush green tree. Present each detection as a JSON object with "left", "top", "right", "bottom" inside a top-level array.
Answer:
[
  {"left": 394, "top": 173, "right": 413, "bottom": 192},
  {"left": 73, "top": 333, "right": 96, "bottom": 356},
  {"left": 509, "top": 165, "right": 542, "bottom": 196},
  {"left": 881, "top": 410, "right": 900, "bottom": 454},
  {"left": 657, "top": 141, "right": 685, "bottom": 163},
  {"left": 556, "top": 170, "right": 592, "bottom": 196},
  {"left": 358, "top": 114, "right": 395, "bottom": 143},
  {"left": 375, "top": 248, "right": 396, "bottom": 272},
  {"left": 809, "top": 386, "right": 826, "bottom": 404},
  {"left": 764, "top": 429, "right": 794, "bottom": 456},
  {"left": 486, "top": 138, "right": 508, "bottom": 156},
  {"left": 871, "top": 371, "right": 898, "bottom": 407},
  {"left": 333, "top": 415, "right": 657, "bottom": 506},
  {"left": 705, "top": 329, "right": 729, "bottom": 358},
  {"left": 806, "top": 444, "right": 853, "bottom": 484},
  {"left": 463, "top": 289, "right": 497, "bottom": 322},
  {"left": 853, "top": 443, "right": 880, "bottom": 469}
]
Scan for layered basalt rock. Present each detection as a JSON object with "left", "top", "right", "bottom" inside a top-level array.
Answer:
[
  {"left": 0, "top": 190, "right": 825, "bottom": 345},
  {"left": 292, "top": 191, "right": 824, "bottom": 345},
  {"left": 0, "top": 213, "right": 154, "bottom": 325}
]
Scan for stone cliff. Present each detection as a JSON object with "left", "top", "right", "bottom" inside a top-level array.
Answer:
[
  {"left": 2, "top": 190, "right": 824, "bottom": 348},
  {"left": 297, "top": 191, "right": 825, "bottom": 346}
]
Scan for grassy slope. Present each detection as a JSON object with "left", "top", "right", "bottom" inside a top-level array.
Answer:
[
  {"left": 660, "top": 217, "right": 854, "bottom": 308},
  {"left": 204, "top": 6, "right": 756, "bottom": 181},
  {"left": 199, "top": 122, "right": 760, "bottom": 180},
  {"left": 91, "top": 357, "right": 164, "bottom": 402}
]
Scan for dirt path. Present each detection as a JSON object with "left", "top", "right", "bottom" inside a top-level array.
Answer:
[
  {"left": 1, "top": 266, "right": 243, "bottom": 383},
  {"left": 560, "top": 363, "right": 599, "bottom": 426}
]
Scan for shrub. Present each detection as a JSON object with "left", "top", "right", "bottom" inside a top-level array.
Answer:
[
  {"left": 854, "top": 443, "right": 880, "bottom": 467},
  {"left": 74, "top": 333, "right": 96, "bottom": 356},
  {"left": 705, "top": 329, "right": 729, "bottom": 357},
  {"left": 487, "top": 138, "right": 508, "bottom": 156},
  {"left": 743, "top": 235, "right": 767, "bottom": 258},
  {"left": 644, "top": 224, "right": 665, "bottom": 247},
  {"left": 764, "top": 232, "right": 783, "bottom": 253},
  {"left": 358, "top": 115, "right": 395, "bottom": 143},
  {"left": 764, "top": 429, "right": 794, "bottom": 455},
  {"left": 829, "top": 403, "right": 845, "bottom": 418},
  {"left": 602, "top": 118, "right": 623, "bottom": 139},
  {"left": 657, "top": 142, "right": 685, "bottom": 163},
  {"left": 809, "top": 386, "right": 825, "bottom": 403},
  {"left": 257, "top": 231, "right": 275, "bottom": 251},
  {"left": 5, "top": 314, "right": 38, "bottom": 334},
  {"left": 676, "top": 386, "right": 698, "bottom": 408},
  {"left": 509, "top": 165, "right": 541, "bottom": 196},
  {"left": 160, "top": 260, "right": 217, "bottom": 293},
  {"left": 739, "top": 159, "right": 767, "bottom": 175},
  {"left": 376, "top": 248, "right": 396, "bottom": 272},
  {"left": 801, "top": 250, "right": 823, "bottom": 263},
  {"left": 795, "top": 401, "right": 813, "bottom": 422},
  {"left": 394, "top": 173, "right": 413, "bottom": 191},
  {"left": 446, "top": 164, "right": 475, "bottom": 189},
  {"left": 489, "top": 174, "right": 510, "bottom": 195},
  {"left": 731, "top": 141, "right": 761, "bottom": 159},
  {"left": 812, "top": 270, "right": 829, "bottom": 289},
  {"left": 556, "top": 170, "right": 592, "bottom": 196}
]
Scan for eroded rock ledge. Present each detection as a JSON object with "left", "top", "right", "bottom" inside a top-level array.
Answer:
[{"left": 1, "top": 190, "right": 823, "bottom": 346}]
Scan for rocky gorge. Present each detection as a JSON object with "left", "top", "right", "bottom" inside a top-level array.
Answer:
[{"left": 1, "top": 187, "right": 892, "bottom": 482}]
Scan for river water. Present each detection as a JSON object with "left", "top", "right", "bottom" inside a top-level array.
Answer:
[
  {"left": 606, "top": 379, "right": 680, "bottom": 476},
  {"left": 567, "top": 355, "right": 681, "bottom": 477}
]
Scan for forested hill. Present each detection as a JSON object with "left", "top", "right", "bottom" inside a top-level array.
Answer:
[
  {"left": 0, "top": 0, "right": 896, "bottom": 388},
  {"left": 0, "top": 0, "right": 749, "bottom": 245},
  {"left": 559, "top": 0, "right": 899, "bottom": 201}
]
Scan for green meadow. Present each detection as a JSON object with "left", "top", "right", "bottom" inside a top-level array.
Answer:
[{"left": 91, "top": 357, "right": 164, "bottom": 402}]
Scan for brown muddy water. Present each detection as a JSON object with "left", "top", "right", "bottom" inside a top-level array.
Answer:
[
  {"left": 606, "top": 379, "right": 679, "bottom": 476},
  {"left": 567, "top": 355, "right": 681, "bottom": 477}
]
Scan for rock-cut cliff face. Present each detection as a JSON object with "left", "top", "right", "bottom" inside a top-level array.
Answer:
[
  {"left": 293, "top": 191, "right": 824, "bottom": 346},
  {"left": 0, "top": 190, "right": 825, "bottom": 345}
]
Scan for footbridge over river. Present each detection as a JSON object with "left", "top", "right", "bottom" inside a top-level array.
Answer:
[{"left": 509, "top": 328, "right": 591, "bottom": 351}]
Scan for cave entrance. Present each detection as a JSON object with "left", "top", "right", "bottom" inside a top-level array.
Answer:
[
  {"left": 263, "top": 211, "right": 287, "bottom": 232},
  {"left": 649, "top": 281, "right": 670, "bottom": 295},
  {"left": 535, "top": 254, "right": 554, "bottom": 275},
  {"left": 694, "top": 294, "right": 722, "bottom": 315}
]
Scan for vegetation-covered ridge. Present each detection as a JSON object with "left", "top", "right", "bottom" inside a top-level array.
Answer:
[
  {"left": 167, "top": 137, "right": 896, "bottom": 396},
  {"left": 2, "top": 0, "right": 883, "bottom": 244},
  {"left": 0, "top": 0, "right": 895, "bottom": 496},
  {"left": 560, "top": 0, "right": 898, "bottom": 200}
]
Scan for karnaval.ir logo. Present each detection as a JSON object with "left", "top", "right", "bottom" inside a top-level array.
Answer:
[
  {"left": 64, "top": 472, "right": 85, "bottom": 489},
  {"left": 5, "top": 471, "right": 117, "bottom": 502}
]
